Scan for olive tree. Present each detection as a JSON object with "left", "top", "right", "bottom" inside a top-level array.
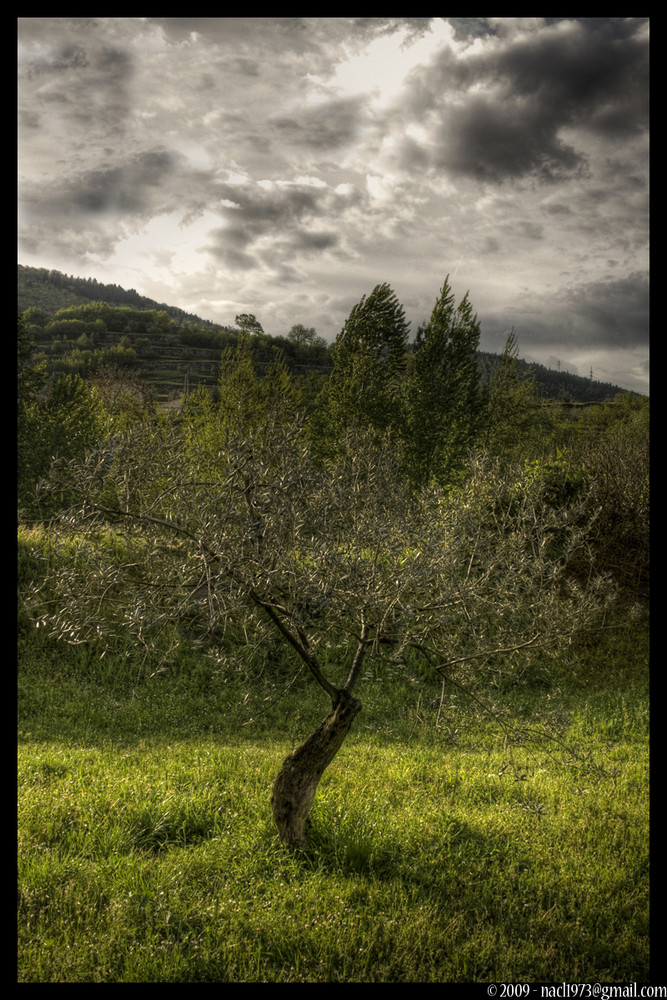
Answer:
[{"left": 28, "top": 410, "right": 612, "bottom": 850}]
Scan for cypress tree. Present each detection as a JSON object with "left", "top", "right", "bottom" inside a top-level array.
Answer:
[
  {"left": 310, "top": 282, "right": 410, "bottom": 459},
  {"left": 404, "top": 276, "right": 482, "bottom": 489}
]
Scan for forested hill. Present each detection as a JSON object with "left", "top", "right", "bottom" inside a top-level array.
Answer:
[
  {"left": 18, "top": 264, "right": 220, "bottom": 329},
  {"left": 477, "top": 351, "right": 628, "bottom": 404},
  {"left": 18, "top": 264, "right": 632, "bottom": 403}
]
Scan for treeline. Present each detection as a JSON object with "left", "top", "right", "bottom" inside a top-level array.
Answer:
[
  {"left": 477, "top": 351, "right": 628, "bottom": 403},
  {"left": 19, "top": 265, "right": 633, "bottom": 404}
]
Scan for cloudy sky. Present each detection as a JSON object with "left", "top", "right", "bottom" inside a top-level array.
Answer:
[{"left": 18, "top": 17, "right": 649, "bottom": 393}]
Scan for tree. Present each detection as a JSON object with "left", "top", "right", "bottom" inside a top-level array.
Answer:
[
  {"left": 182, "top": 334, "right": 302, "bottom": 476},
  {"left": 235, "top": 313, "right": 265, "bottom": 337},
  {"left": 18, "top": 315, "right": 47, "bottom": 508},
  {"left": 310, "top": 283, "right": 409, "bottom": 458},
  {"left": 20, "top": 306, "right": 48, "bottom": 329},
  {"left": 29, "top": 409, "right": 612, "bottom": 850},
  {"left": 403, "top": 277, "right": 483, "bottom": 490},
  {"left": 87, "top": 363, "right": 156, "bottom": 432},
  {"left": 18, "top": 315, "right": 112, "bottom": 514},
  {"left": 286, "top": 324, "right": 324, "bottom": 348},
  {"left": 482, "top": 329, "right": 548, "bottom": 460}
]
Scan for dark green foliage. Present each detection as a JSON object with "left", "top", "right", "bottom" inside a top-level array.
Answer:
[
  {"left": 311, "top": 282, "right": 410, "bottom": 458},
  {"left": 18, "top": 316, "right": 108, "bottom": 515},
  {"left": 18, "top": 266, "right": 647, "bottom": 598},
  {"left": 482, "top": 329, "right": 550, "bottom": 461},
  {"left": 20, "top": 376, "right": 109, "bottom": 519},
  {"left": 574, "top": 435, "right": 649, "bottom": 597},
  {"left": 403, "top": 277, "right": 482, "bottom": 488},
  {"left": 235, "top": 313, "right": 265, "bottom": 337},
  {"left": 88, "top": 364, "right": 157, "bottom": 431},
  {"left": 477, "top": 351, "right": 631, "bottom": 404},
  {"left": 19, "top": 265, "right": 635, "bottom": 410},
  {"left": 17, "top": 317, "right": 47, "bottom": 509},
  {"left": 18, "top": 264, "right": 216, "bottom": 326},
  {"left": 287, "top": 323, "right": 324, "bottom": 348}
]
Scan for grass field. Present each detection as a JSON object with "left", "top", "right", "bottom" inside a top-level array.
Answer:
[{"left": 17, "top": 618, "right": 649, "bottom": 983}]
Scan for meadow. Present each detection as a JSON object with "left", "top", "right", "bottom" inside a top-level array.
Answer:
[{"left": 17, "top": 615, "right": 649, "bottom": 983}]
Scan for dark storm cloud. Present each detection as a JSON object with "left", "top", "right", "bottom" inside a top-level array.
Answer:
[
  {"left": 433, "top": 98, "right": 586, "bottom": 183},
  {"left": 203, "top": 229, "right": 258, "bottom": 271},
  {"left": 25, "top": 149, "right": 178, "bottom": 219},
  {"left": 206, "top": 178, "right": 340, "bottom": 268},
  {"left": 490, "top": 20, "right": 649, "bottom": 138},
  {"left": 568, "top": 272, "right": 649, "bottom": 347},
  {"left": 217, "top": 181, "right": 322, "bottom": 231},
  {"left": 447, "top": 18, "right": 497, "bottom": 39},
  {"left": 281, "top": 229, "right": 339, "bottom": 253},
  {"left": 86, "top": 151, "right": 176, "bottom": 214},
  {"left": 396, "top": 17, "right": 648, "bottom": 184},
  {"left": 227, "top": 57, "right": 261, "bottom": 77},
  {"left": 484, "top": 272, "right": 649, "bottom": 356},
  {"left": 544, "top": 17, "right": 647, "bottom": 41},
  {"left": 19, "top": 32, "right": 135, "bottom": 137},
  {"left": 20, "top": 35, "right": 133, "bottom": 88},
  {"left": 23, "top": 42, "right": 90, "bottom": 74}
]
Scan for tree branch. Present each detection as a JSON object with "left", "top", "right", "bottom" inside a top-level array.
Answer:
[
  {"left": 343, "top": 618, "right": 370, "bottom": 693},
  {"left": 82, "top": 499, "right": 341, "bottom": 703},
  {"left": 246, "top": 587, "right": 340, "bottom": 703}
]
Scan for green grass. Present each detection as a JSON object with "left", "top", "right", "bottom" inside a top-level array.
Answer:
[{"left": 17, "top": 622, "right": 649, "bottom": 983}]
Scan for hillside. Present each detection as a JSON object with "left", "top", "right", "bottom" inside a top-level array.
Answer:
[
  {"left": 18, "top": 265, "right": 632, "bottom": 403},
  {"left": 18, "top": 264, "right": 220, "bottom": 329},
  {"left": 477, "top": 351, "right": 628, "bottom": 404}
]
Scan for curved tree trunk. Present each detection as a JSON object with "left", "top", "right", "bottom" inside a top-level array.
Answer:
[{"left": 271, "top": 688, "right": 362, "bottom": 849}]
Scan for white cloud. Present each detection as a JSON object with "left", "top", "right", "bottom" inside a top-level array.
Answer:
[{"left": 320, "top": 17, "right": 456, "bottom": 107}]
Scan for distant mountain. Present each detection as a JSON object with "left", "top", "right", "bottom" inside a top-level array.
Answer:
[{"left": 18, "top": 265, "right": 634, "bottom": 403}]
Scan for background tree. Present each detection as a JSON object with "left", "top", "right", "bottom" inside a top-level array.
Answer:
[
  {"left": 286, "top": 323, "right": 324, "bottom": 348},
  {"left": 403, "top": 277, "right": 483, "bottom": 490},
  {"left": 235, "top": 313, "right": 265, "bottom": 337},
  {"left": 18, "top": 315, "right": 47, "bottom": 509},
  {"left": 182, "top": 334, "right": 302, "bottom": 479},
  {"left": 87, "top": 363, "right": 156, "bottom": 431},
  {"left": 310, "top": 283, "right": 409, "bottom": 459},
  {"left": 19, "top": 312, "right": 110, "bottom": 515},
  {"left": 481, "top": 328, "right": 550, "bottom": 461},
  {"left": 29, "top": 408, "right": 612, "bottom": 850}
]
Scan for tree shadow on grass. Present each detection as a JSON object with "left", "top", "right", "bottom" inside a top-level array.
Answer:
[{"left": 292, "top": 805, "right": 515, "bottom": 888}]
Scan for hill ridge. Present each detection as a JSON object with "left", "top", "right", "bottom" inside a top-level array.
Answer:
[{"left": 18, "top": 264, "right": 634, "bottom": 403}]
